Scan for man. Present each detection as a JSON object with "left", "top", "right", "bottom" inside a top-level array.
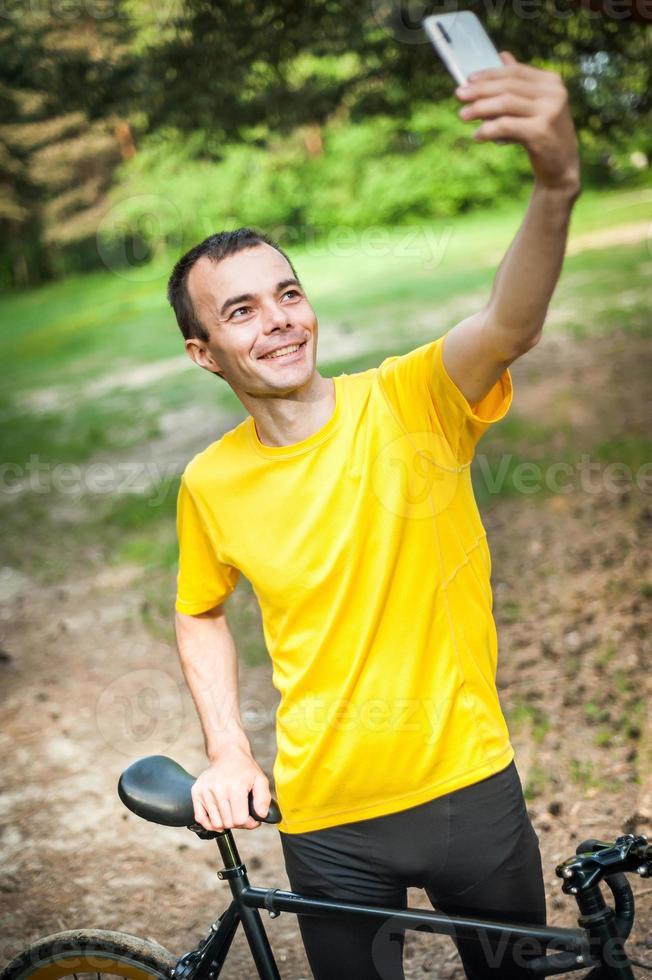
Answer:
[{"left": 169, "top": 54, "right": 580, "bottom": 980}]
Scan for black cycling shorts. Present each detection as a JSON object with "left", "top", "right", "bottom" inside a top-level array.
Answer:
[{"left": 279, "top": 761, "right": 546, "bottom": 980}]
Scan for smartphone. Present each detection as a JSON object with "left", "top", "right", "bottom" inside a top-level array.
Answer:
[{"left": 422, "top": 12, "right": 503, "bottom": 87}]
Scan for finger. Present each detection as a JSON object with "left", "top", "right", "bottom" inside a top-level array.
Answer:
[
  {"left": 242, "top": 815, "right": 262, "bottom": 830},
  {"left": 215, "top": 793, "right": 234, "bottom": 830},
  {"left": 192, "top": 795, "right": 212, "bottom": 830},
  {"left": 500, "top": 50, "right": 518, "bottom": 66},
  {"left": 230, "top": 790, "right": 252, "bottom": 828},
  {"left": 251, "top": 774, "right": 271, "bottom": 821},
  {"left": 473, "top": 117, "right": 533, "bottom": 142},
  {"left": 459, "top": 94, "right": 534, "bottom": 121},
  {"left": 456, "top": 78, "right": 540, "bottom": 101},
  {"left": 231, "top": 792, "right": 260, "bottom": 831},
  {"left": 468, "top": 62, "right": 541, "bottom": 84},
  {"left": 202, "top": 792, "right": 224, "bottom": 832},
  {"left": 233, "top": 809, "right": 260, "bottom": 830}
]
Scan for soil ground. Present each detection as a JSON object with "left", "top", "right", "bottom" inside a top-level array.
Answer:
[{"left": 1, "top": 321, "right": 652, "bottom": 977}]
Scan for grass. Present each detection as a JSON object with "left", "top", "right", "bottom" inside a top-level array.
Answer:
[
  {"left": 506, "top": 700, "right": 551, "bottom": 744},
  {"left": 523, "top": 763, "right": 548, "bottom": 801},
  {"left": 0, "top": 394, "right": 161, "bottom": 468},
  {"left": 1, "top": 185, "right": 649, "bottom": 398},
  {"left": 595, "top": 645, "right": 617, "bottom": 672},
  {"left": 1, "top": 184, "right": 650, "bottom": 660}
]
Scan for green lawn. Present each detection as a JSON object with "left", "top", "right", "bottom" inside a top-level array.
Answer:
[{"left": 2, "top": 184, "right": 648, "bottom": 396}]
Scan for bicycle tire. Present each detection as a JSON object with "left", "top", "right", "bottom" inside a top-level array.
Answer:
[{"left": 0, "top": 930, "right": 177, "bottom": 980}]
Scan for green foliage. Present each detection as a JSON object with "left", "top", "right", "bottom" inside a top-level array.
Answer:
[
  {"left": 101, "top": 102, "right": 531, "bottom": 260},
  {"left": 133, "top": 0, "right": 652, "bottom": 170}
]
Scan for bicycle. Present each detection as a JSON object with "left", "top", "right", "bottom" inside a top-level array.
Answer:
[{"left": 3, "top": 754, "right": 652, "bottom": 980}]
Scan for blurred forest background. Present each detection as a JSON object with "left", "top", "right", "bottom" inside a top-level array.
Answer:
[
  {"left": 1, "top": 3, "right": 652, "bottom": 979},
  {"left": 1, "top": 0, "right": 651, "bottom": 287}
]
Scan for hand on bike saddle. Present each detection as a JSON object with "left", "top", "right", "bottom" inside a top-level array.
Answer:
[{"left": 192, "top": 742, "right": 272, "bottom": 831}]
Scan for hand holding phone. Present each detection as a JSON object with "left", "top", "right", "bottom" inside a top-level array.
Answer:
[{"left": 421, "top": 10, "right": 580, "bottom": 193}]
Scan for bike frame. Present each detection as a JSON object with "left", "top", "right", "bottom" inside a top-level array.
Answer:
[{"left": 170, "top": 828, "right": 639, "bottom": 980}]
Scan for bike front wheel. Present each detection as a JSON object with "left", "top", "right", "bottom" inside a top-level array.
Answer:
[{"left": 1, "top": 930, "right": 177, "bottom": 980}]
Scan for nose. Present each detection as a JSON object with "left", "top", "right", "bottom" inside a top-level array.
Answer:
[{"left": 261, "top": 300, "right": 292, "bottom": 333}]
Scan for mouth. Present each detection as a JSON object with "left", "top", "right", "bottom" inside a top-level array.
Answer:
[{"left": 258, "top": 340, "right": 307, "bottom": 363}]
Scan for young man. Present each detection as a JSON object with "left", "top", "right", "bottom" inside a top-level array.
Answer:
[{"left": 170, "top": 54, "right": 580, "bottom": 980}]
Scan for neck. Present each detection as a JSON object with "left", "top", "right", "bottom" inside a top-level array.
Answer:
[{"left": 241, "top": 372, "right": 335, "bottom": 448}]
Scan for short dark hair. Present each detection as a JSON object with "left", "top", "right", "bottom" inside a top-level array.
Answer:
[{"left": 167, "top": 228, "right": 298, "bottom": 343}]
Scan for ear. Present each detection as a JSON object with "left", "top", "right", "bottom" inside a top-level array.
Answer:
[{"left": 185, "top": 338, "right": 225, "bottom": 378}]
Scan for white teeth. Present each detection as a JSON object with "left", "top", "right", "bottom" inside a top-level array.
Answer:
[{"left": 262, "top": 343, "right": 302, "bottom": 360}]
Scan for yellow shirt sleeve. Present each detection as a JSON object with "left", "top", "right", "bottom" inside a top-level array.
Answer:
[
  {"left": 175, "top": 474, "right": 240, "bottom": 614},
  {"left": 378, "top": 332, "right": 513, "bottom": 463}
]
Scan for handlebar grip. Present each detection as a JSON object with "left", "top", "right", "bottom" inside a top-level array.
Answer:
[
  {"left": 604, "top": 873, "right": 635, "bottom": 940},
  {"left": 248, "top": 791, "right": 282, "bottom": 824}
]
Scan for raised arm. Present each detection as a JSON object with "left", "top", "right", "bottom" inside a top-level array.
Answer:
[
  {"left": 175, "top": 604, "right": 271, "bottom": 831},
  {"left": 442, "top": 52, "right": 581, "bottom": 406}
]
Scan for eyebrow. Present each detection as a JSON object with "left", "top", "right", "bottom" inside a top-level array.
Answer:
[{"left": 219, "top": 278, "right": 301, "bottom": 317}]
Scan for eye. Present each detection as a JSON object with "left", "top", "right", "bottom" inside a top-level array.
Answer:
[
  {"left": 282, "top": 289, "right": 301, "bottom": 301},
  {"left": 230, "top": 306, "right": 251, "bottom": 319}
]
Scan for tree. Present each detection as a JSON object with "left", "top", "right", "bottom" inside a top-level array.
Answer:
[
  {"left": 135, "top": 0, "right": 650, "bottom": 164},
  {"left": 0, "top": 7, "right": 137, "bottom": 287}
]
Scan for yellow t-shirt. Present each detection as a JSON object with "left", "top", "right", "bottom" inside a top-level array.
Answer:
[{"left": 175, "top": 333, "right": 514, "bottom": 834}]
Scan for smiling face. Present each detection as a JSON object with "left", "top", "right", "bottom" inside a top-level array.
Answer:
[{"left": 184, "top": 244, "right": 318, "bottom": 398}]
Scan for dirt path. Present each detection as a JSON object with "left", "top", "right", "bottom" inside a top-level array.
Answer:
[{"left": 2, "top": 323, "right": 652, "bottom": 977}]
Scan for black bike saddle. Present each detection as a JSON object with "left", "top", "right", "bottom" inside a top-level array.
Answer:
[
  {"left": 118, "top": 755, "right": 196, "bottom": 827},
  {"left": 118, "top": 755, "right": 281, "bottom": 827}
]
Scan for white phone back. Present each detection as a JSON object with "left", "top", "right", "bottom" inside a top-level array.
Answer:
[{"left": 423, "top": 12, "right": 503, "bottom": 86}]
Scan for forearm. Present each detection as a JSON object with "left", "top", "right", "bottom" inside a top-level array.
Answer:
[
  {"left": 486, "top": 180, "right": 580, "bottom": 355},
  {"left": 175, "top": 608, "right": 251, "bottom": 761}
]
